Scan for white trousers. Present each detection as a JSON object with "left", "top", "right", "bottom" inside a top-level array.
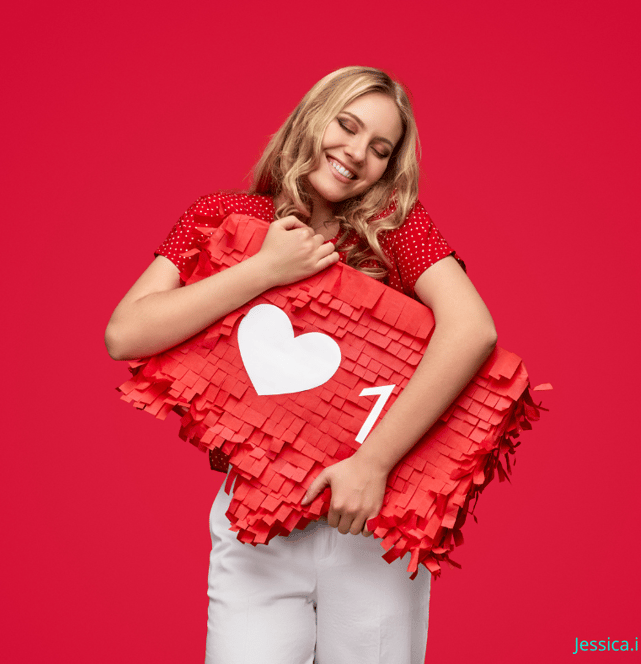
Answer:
[{"left": 205, "top": 480, "right": 431, "bottom": 664}]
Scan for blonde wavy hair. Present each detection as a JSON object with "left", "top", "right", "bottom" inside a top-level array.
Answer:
[{"left": 249, "top": 66, "right": 420, "bottom": 280}]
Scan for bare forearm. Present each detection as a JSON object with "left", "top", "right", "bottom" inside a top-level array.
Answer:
[
  {"left": 354, "top": 321, "right": 497, "bottom": 474},
  {"left": 105, "top": 218, "right": 340, "bottom": 361},
  {"left": 106, "top": 256, "right": 271, "bottom": 360}
]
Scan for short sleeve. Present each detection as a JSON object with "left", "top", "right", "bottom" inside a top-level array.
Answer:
[
  {"left": 154, "top": 192, "right": 275, "bottom": 275},
  {"left": 382, "top": 201, "right": 462, "bottom": 296},
  {"left": 154, "top": 195, "right": 218, "bottom": 273}
]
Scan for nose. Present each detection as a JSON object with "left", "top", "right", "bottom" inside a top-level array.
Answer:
[{"left": 344, "top": 136, "right": 367, "bottom": 164}]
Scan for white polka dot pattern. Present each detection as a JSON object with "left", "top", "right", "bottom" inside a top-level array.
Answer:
[
  {"left": 154, "top": 193, "right": 460, "bottom": 297},
  {"left": 381, "top": 200, "right": 459, "bottom": 295},
  {"left": 154, "top": 192, "right": 276, "bottom": 275}
]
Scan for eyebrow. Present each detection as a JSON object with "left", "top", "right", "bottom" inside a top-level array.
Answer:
[{"left": 340, "top": 111, "right": 396, "bottom": 149}]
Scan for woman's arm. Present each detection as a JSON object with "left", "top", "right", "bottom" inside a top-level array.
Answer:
[
  {"left": 301, "top": 256, "right": 497, "bottom": 535},
  {"left": 105, "top": 216, "right": 339, "bottom": 361}
]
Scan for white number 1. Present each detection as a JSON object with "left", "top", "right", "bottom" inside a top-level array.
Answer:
[{"left": 355, "top": 384, "right": 396, "bottom": 444}]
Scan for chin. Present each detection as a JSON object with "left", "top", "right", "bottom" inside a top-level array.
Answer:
[
  {"left": 307, "top": 180, "right": 346, "bottom": 205},
  {"left": 324, "top": 190, "right": 351, "bottom": 204}
]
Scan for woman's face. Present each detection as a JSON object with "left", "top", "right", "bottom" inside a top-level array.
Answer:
[{"left": 307, "top": 92, "right": 404, "bottom": 206}]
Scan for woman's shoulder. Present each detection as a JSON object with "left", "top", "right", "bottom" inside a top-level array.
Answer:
[
  {"left": 184, "top": 191, "right": 275, "bottom": 221},
  {"left": 387, "top": 200, "right": 467, "bottom": 274},
  {"left": 400, "top": 199, "right": 429, "bottom": 224},
  {"left": 378, "top": 199, "right": 434, "bottom": 243},
  {"left": 378, "top": 199, "right": 465, "bottom": 288}
]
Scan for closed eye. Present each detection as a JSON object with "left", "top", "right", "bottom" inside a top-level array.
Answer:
[
  {"left": 337, "top": 119, "right": 355, "bottom": 135},
  {"left": 337, "top": 117, "right": 391, "bottom": 159}
]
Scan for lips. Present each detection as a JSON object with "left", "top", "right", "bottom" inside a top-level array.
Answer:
[{"left": 327, "top": 156, "right": 356, "bottom": 180}]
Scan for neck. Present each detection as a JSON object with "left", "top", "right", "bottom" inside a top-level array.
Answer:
[
  {"left": 273, "top": 190, "right": 338, "bottom": 237},
  {"left": 308, "top": 191, "right": 336, "bottom": 232}
]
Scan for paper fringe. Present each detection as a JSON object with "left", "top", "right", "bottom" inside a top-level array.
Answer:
[{"left": 118, "top": 212, "right": 546, "bottom": 579}]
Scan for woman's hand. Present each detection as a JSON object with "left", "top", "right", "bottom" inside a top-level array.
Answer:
[
  {"left": 253, "top": 216, "right": 339, "bottom": 289},
  {"left": 300, "top": 453, "right": 389, "bottom": 536}
]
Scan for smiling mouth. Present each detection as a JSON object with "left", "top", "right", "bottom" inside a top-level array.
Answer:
[{"left": 327, "top": 157, "right": 356, "bottom": 180}]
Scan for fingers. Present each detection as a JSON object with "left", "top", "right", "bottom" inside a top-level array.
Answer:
[
  {"left": 282, "top": 231, "right": 337, "bottom": 276},
  {"left": 277, "top": 218, "right": 328, "bottom": 246},
  {"left": 363, "top": 518, "right": 376, "bottom": 537},
  {"left": 327, "top": 508, "right": 341, "bottom": 530},
  {"left": 316, "top": 237, "right": 336, "bottom": 253},
  {"left": 335, "top": 514, "right": 373, "bottom": 536},
  {"left": 300, "top": 228, "right": 330, "bottom": 254},
  {"left": 337, "top": 515, "right": 354, "bottom": 535},
  {"left": 326, "top": 506, "right": 373, "bottom": 535},
  {"left": 277, "top": 215, "right": 309, "bottom": 231},
  {"left": 316, "top": 247, "right": 340, "bottom": 271},
  {"left": 258, "top": 219, "right": 339, "bottom": 287},
  {"left": 272, "top": 219, "right": 333, "bottom": 259},
  {"left": 349, "top": 516, "right": 367, "bottom": 536},
  {"left": 301, "top": 469, "right": 329, "bottom": 506}
]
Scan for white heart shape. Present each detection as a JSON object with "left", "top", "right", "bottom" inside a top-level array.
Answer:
[{"left": 237, "top": 304, "right": 342, "bottom": 396}]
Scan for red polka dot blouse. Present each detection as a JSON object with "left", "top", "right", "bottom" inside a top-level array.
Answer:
[{"left": 155, "top": 192, "right": 462, "bottom": 297}]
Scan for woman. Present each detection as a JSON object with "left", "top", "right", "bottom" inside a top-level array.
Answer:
[{"left": 106, "top": 66, "right": 497, "bottom": 664}]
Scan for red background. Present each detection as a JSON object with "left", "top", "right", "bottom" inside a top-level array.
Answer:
[{"left": 2, "top": 1, "right": 639, "bottom": 662}]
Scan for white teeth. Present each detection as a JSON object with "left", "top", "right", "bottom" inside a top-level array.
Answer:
[{"left": 329, "top": 159, "right": 355, "bottom": 179}]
